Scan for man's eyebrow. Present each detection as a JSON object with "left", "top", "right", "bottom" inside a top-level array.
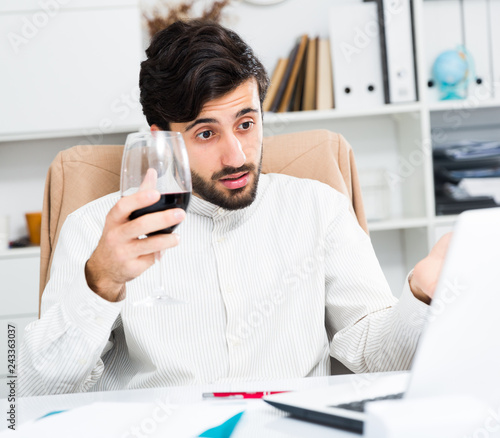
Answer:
[
  {"left": 184, "top": 108, "right": 259, "bottom": 132},
  {"left": 185, "top": 118, "right": 218, "bottom": 132},
  {"left": 236, "top": 108, "right": 259, "bottom": 118}
]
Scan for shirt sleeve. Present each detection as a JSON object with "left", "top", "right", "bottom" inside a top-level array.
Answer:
[
  {"left": 19, "top": 209, "right": 124, "bottom": 396},
  {"left": 325, "top": 195, "right": 430, "bottom": 373}
]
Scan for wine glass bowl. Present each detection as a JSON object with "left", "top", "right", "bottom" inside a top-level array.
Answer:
[{"left": 120, "top": 130, "right": 192, "bottom": 306}]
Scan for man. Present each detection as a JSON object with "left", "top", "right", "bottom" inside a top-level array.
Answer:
[{"left": 20, "top": 20, "right": 446, "bottom": 396}]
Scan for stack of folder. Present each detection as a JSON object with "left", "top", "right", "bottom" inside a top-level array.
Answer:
[
  {"left": 328, "top": 0, "right": 418, "bottom": 110},
  {"left": 424, "top": 0, "right": 500, "bottom": 103},
  {"left": 433, "top": 141, "right": 500, "bottom": 215},
  {"left": 263, "top": 35, "right": 334, "bottom": 113}
]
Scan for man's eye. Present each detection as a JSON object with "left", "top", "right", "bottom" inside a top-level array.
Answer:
[
  {"left": 238, "top": 121, "right": 254, "bottom": 130},
  {"left": 196, "top": 130, "right": 213, "bottom": 140}
]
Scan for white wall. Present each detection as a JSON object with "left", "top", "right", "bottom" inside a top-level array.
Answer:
[
  {"left": 141, "top": 0, "right": 335, "bottom": 73},
  {"left": 0, "top": 0, "right": 339, "bottom": 241}
]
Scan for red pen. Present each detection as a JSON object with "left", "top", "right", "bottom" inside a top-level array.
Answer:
[{"left": 202, "top": 391, "right": 289, "bottom": 399}]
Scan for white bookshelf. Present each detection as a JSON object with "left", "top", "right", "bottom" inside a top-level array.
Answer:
[
  {"left": 0, "top": 124, "right": 144, "bottom": 144},
  {"left": 263, "top": 102, "right": 422, "bottom": 123},
  {"left": 427, "top": 99, "right": 500, "bottom": 112},
  {"left": 0, "top": 247, "right": 40, "bottom": 260},
  {"left": 0, "top": 246, "right": 39, "bottom": 398}
]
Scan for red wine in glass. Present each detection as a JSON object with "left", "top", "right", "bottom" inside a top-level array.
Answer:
[{"left": 129, "top": 192, "right": 191, "bottom": 235}]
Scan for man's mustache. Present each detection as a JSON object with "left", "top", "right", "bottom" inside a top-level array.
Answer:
[{"left": 212, "top": 163, "right": 256, "bottom": 180}]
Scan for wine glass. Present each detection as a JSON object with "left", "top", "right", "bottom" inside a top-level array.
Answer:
[{"left": 121, "top": 130, "right": 192, "bottom": 306}]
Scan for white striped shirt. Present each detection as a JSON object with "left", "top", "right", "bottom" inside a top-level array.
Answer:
[{"left": 19, "top": 174, "right": 428, "bottom": 396}]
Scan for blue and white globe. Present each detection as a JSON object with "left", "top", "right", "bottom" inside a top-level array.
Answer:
[{"left": 432, "top": 49, "right": 470, "bottom": 100}]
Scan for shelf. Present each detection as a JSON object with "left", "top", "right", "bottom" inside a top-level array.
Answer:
[
  {"left": 0, "top": 124, "right": 145, "bottom": 144},
  {"left": 432, "top": 215, "right": 459, "bottom": 225},
  {"left": 263, "top": 99, "right": 500, "bottom": 124},
  {"left": 427, "top": 99, "right": 500, "bottom": 113},
  {"left": 263, "top": 102, "right": 422, "bottom": 125},
  {"left": 0, "top": 246, "right": 41, "bottom": 260},
  {"left": 368, "top": 217, "right": 429, "bottom": 232}
]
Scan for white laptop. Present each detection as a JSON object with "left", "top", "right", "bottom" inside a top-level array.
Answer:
[{"left": 264, "top": 207, "right": 500, "bottom": 434}]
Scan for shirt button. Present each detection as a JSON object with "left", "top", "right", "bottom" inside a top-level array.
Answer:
[
  {"left": 217, "top": 236, "right": 225, "bottom": 243},
  {"left": 94, "top": 316, "right": 105, "bottom": 326},
  {"left": 226, "top": 285, "right": 234, "bottom": 294}
]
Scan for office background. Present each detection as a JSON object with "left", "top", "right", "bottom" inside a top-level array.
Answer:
[{"left": 2, "top": 0, "right": 500, "bottom": 396}]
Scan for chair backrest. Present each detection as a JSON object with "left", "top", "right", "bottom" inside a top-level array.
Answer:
[{"left": 39, "top": 129, "right": 367, "bottom": 311}]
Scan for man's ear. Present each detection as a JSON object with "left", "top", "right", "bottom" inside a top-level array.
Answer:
[{"left": 150, "top": 124, "right": 160, "bottom": 132}]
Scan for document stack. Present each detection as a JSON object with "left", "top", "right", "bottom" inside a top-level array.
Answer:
[{"left": 433, "top": 141, "right": 500, "bottom": 215}]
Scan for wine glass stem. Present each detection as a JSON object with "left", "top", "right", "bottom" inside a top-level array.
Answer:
[{"left": 155, "top": 250, "right": 167, "bottom": 298}]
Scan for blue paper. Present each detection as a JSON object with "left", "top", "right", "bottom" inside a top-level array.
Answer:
[
  {"left": 37, "top": 410, "right": 68, "bottom": 421},
  {"left": 198, "top": 411, "right": 244, "bottom": 438}
]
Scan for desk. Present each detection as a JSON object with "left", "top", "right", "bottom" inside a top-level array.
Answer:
[{"left": 1, "top": 374, "right": 404, "bottom": 437}]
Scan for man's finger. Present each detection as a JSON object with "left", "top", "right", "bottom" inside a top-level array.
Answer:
[
  {"left": 139, "top": 168, "right": 158, "bottom": 191},
  {"left": 129, "top": 233, "right": 180, "bottom": 257},
  {"left": 109, "top": 189, "right": 160, "bottom": 224},
  {"left": 123, "top": 208, "right": 185, "bottom": 238}
]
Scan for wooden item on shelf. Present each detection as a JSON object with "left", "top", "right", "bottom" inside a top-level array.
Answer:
[
  {"left": 316, "top": 38, "right": 334, "bottom": 110},
  {"left": 270, "top": 43, "right": 300, "bottom": 112},
  {"left": 291, "top": 48, "right": 308, "bottom": 112},
  {"left": 263, "top": 58, "right": 288, "bottom": 112},
  {"left": 277, "top": 34, "right": 308, "bottom": 112},
  {"left": 303, "top": 36, "right": 318, "bottom": 111}
]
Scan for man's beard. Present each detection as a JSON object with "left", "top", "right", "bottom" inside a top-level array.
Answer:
[{"left": 191, "top": 153, "right": 263, "bottom": 211}]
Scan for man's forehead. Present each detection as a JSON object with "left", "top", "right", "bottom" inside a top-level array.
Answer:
[{"left": 197, "top": 79, "right": 260, "bottom": 117}]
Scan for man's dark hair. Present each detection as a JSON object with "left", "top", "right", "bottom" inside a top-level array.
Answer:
[{"left": 139, "top": 20, "right": 269, "bottom": 130}]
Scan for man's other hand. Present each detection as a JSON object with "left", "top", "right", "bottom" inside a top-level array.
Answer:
[
  {"left": 85, "top": 189, "right": 185, "bottom": 302},
  {"left": 409, "top": 233, "right": 453, "bottom": 305}
]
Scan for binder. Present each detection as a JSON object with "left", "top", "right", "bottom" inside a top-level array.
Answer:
[
  {"left": 462, "top": 0, "right": 493, "bottom": 100},
  {"left": 263, "top": 58, "right": 288, "bottom": 112},
  {"left": 422, "top": 0, "right": 463, "bottom": 102},
  {"left": 379, "top": 0, "right": 418, "bottom": 103},
  {"left": 489, "top": 0, "right": 500, "bottom": 100},
  {"left": 277, "top": 34, "right": 308, "bottom": 113},
  {"left": 316, "top": 38, "right": 334, "bottom": 110},
  {"left": 291, "top": 51, "right": 307, "bottom": 112},
  {"left": 303, "top": 37, "right": 318, "bottom": 111},
  {"left": 269, "top": 43, "right": 299, "bottom": 113},
  {"left": 328, "top": 2, "right": 384, "bottom": 110}
]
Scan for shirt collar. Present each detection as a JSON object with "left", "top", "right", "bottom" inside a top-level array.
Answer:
[{"left": 188, "top": 173, "right": 269, "bottom": 221}]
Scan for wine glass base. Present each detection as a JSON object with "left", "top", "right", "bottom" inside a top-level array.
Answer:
[{"left": 133, "top": 294, "right": 187, "bottom": 307}]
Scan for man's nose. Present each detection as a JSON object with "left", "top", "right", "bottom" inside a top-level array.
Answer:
[{"left": 221, "top": 133, "right": 246, "bottom": 169}]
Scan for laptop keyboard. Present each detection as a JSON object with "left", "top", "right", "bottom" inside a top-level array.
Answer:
[{"left": 332, "top": 392, "right": 404, "bottom": 413}]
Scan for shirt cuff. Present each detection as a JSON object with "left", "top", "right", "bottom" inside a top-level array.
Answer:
[
  {"left": 62, "top": 266, "right": 124, "bottom": 345},
  {"left": 395, "top": 271, "right": 430, "bottom": 332}
]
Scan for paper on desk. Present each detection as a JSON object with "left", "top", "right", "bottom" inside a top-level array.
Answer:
[
  {"left": 459, "top": 177, "right": 500, "bottom": 203},
  {"left": 0, "top": 400, "right": 247, "bottom": 438}
]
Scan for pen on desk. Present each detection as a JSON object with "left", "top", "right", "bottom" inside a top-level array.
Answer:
[{"left": 202, "top": 391, "right": 289, "bottom": 399}]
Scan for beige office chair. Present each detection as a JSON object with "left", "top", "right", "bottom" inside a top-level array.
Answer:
[{"left": 39, "top": 129, "right": 367, "bottom": 310}]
